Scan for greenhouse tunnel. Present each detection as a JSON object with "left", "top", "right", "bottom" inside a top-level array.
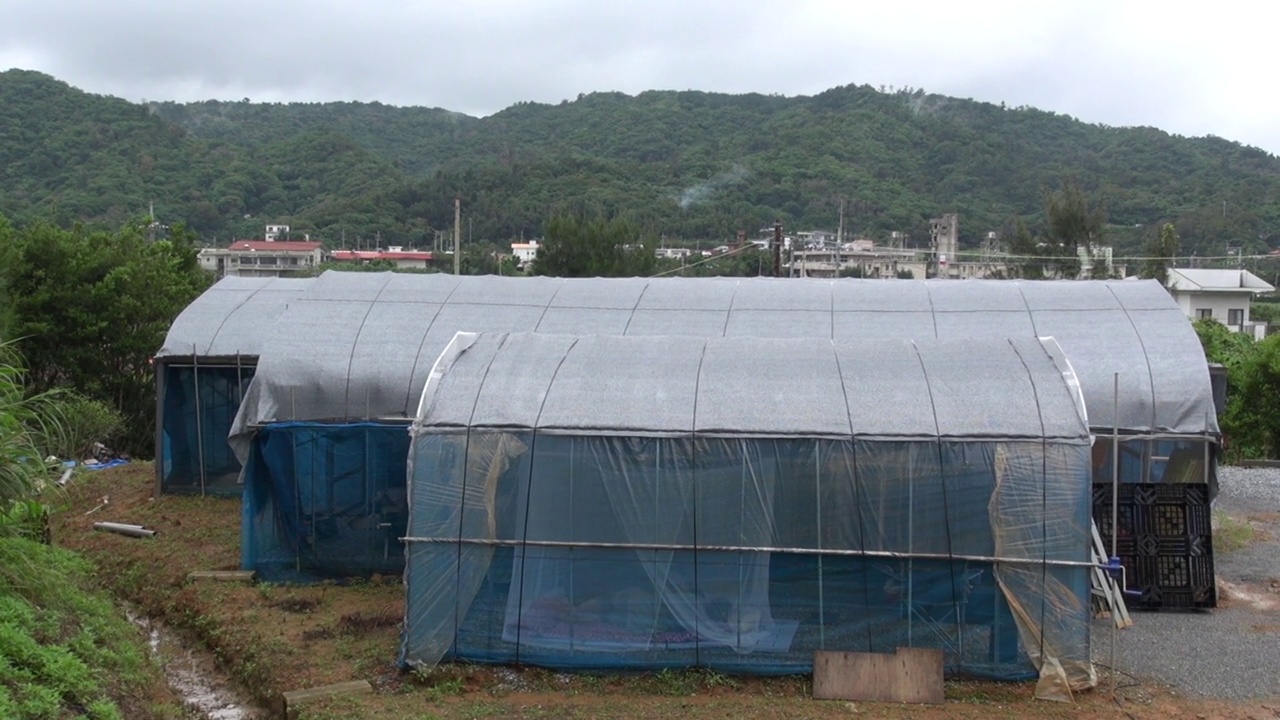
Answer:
[
  {"left": 222, "top": 273, "right": 1217, "bottom": 588},
  {"left": 154, "top": 275, "right": 313, "bottom": 496},
  {"left": 400, "top": 332, "right": 1098, "bottom": 700}
]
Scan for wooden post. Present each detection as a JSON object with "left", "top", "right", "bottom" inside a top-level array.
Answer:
[
  {"left": 453, "top": 196, "right": 462, "bottom": 275},
  {"left": 274, "top": 680, "right": 373, "bottom": 719}
]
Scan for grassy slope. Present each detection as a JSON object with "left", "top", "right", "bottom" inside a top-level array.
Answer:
[
  {"left": 0, "top": 534, "right": 181, "bottom": 718},
  {"left": 51, "top": 463, "right": 1273, "bottom": 720}
]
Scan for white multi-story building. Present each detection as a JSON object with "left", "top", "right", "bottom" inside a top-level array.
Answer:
[{"left": 198, "top": 240, "right": 324, "bottom": 278}]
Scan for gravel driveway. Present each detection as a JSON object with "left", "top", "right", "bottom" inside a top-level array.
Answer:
[{"left": 1094, "top": 466, "right": 1280, "bottom": 701}]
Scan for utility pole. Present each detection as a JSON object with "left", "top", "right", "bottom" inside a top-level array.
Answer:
[
  {"left": 836, "top": 197, "right": 845, "bottom": 272},
  {"left": 772, "top": 219, "right": 783, "bottom": 278},
  {"left": 453, "top": 195, "right": 462, "bottom": 275}
]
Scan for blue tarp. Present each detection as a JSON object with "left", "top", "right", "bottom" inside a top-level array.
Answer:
[
  {"left": 160, "top": 364, "right": 253, "bottom": 496},
  {"left": 241, "top": 421, "right": 410, "bottom": 582}
]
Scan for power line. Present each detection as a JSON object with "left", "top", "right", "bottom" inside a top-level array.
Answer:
[{"left": 648, "top": 243, "right": 758, "bottom": 277}]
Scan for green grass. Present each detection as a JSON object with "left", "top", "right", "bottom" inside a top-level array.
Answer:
[
  {"left": 0, "top": 536, "right": 180, "bottom": 719},
  {"left": 1212, "top": 511, "right": 1258, "bottom": 552}
]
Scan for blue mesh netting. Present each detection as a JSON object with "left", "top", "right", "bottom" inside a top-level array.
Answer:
[
  {"left": 401, "top": 435, "right": 1091, "bottom": 680},
  {"left": 242, "top": 421, "right": 410, "bottom": 582},
  {"left": 160, "top": 364, "right": 254, "bottom": 496}
]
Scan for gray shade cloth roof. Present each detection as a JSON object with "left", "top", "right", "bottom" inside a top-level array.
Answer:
[
  {"left": 156, "top": 276, "right": 314, "bottom": 359},
  {"left": 227, "top": 272, "right": 1216, "bottom": 445},
  {"left": 415, "top": 333, "right": 1091, "bottom": 440}
]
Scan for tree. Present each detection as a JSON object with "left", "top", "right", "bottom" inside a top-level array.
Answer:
[
  {"left": 532, "top": 213, "right": 656, "bottom": 277},
  {"left": 461, "top": 242, "right": 522, "bottom": 276},
  {"left": 1193, "top": 319, "right": 1280, "bottom": 460},
  {"left": 1007, "top": 218, "right": 1046, "bottom": 279},
  {"left": 2, "top": 220, "right": 210, "bottom": 456},
  {"left": 1140, "top": 223, "right": 1180, "bottom": 287},
  {"left": 1044, "top": 180, "right": 1106, "bottom": 279}
]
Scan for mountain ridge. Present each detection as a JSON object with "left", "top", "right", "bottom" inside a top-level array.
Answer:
[{"left": 3, "top": 69, "right": 1278, "bottom": 255}]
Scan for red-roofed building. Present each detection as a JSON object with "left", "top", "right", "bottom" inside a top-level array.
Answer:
[
  {"left": 198, "top": 238, "right": 325, "bottom": 278},
  {"left": 329, "top": 247, "right": 435, "bottom": 270}
]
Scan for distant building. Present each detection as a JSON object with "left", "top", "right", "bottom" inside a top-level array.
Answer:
[
  {"left": 198, "top": 240, "right": 324, "bottom": 279},
  {"left": 1165, "top": 268, "right": 1275, "bottom": 339},
  {"left": 789, "top": 239, "right": 926, "bottom": 279},
  {"left": 264, "top": 224, "right": 290, "bottom": 242},
  {"left": 793, "top": 230, "right": 836, "bottom": 247},
  {"left": 1077, "top": 244, "right": 1122, "bottom": 279},
  {"left": 329, "top": 246, "right": 434, "bottom": 270},
  {"left": 655, "top": 247, "right": 692, "bottom": 259},
  {"left": 929, "top": 214, "right": 960, "bottom": 278},
  {"left": 511, "top": 240, "right": 540, "bottom": 269}
]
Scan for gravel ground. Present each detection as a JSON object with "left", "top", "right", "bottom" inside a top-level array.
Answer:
[{"left": 1093, "top": 465, "right": 1280, "bottom": 701}]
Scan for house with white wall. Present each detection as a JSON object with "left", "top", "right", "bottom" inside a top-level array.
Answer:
[
  {"left": 511, "top": 240, "right": 540, "bottom": 269},
  {"left": 198, "top": 240, "right": 324, "bottom": 279},
  {"left": 1165, "top": 268, "right": 1274, "bottom": 338}
]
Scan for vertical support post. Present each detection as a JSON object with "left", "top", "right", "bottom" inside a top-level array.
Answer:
[
  {"left": 907, "top": 451, "right": 914, "bottom": 647},
  {"left": 836, "top": 197, "right": 845, "bottom": 271},
  {"left": 363, "top": 389, "right": 371, "bottom": 564},
  {"left": 192, "top": 344, "right": 208, "bottom": 496},
  {"left": 1110, "top": 373, "right": 1119, "bottom": 695},
  {"left": 815, "top": 445, "right": 825, "bottom": 649},
  {"left": 1203, "top": 412, "right": 1211, "bottom": 486},
  {"left": 294, "top": 424, "right": 304, "bottom": 575},
  {"left": 235, "top": 353, "right": 244, "bottom": 404},
  {"left": 652, "top": 442, "right": 662, "bottom": 635},
  {"left": 154, "top": 357, "right": 166, "bottom": 498},
  {"left": 568, "top": 439, "right": 576, "bottom": 651},
  {"left": 454, "top": 196, "right": 462, "bottom": 276},
  {"left": 772, "top": 220, "right": 782, "bottom": 278}
]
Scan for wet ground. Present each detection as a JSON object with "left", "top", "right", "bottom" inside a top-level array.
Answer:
[{"left": 130, "top": 610, "right": 265, "bottom": 720}]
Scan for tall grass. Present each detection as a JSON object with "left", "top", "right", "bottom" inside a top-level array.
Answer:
[
  {"left": 0, "top": 340, "right": 62, "bottom": 507},
  {"left": 0, "top": 340, "right": 123, "bottom": 515}
]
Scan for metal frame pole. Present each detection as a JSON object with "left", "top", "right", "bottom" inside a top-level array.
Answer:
[
  {"left": 1110, "top": 373, "right": 1119, "bottom": 695},
  {"left": 192, "top": 344, "right": 208, "bottom": 496}
]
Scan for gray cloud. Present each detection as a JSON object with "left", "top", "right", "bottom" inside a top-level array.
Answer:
[{"left": 1, "top": 0, "right": 1277, "bottom": 154}]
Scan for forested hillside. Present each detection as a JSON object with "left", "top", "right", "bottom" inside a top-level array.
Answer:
[{"left": 5, "top": 69, "right": 1280, "bottom": 255}]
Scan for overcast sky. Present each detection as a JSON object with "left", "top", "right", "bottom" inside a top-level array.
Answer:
[{"left": 3, "top": 1, "right": 1277, "bottom": 155}]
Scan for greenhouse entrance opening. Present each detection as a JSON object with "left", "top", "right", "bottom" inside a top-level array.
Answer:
[{"left": 159, "top": 362, "right": 254, "bottom": 496}]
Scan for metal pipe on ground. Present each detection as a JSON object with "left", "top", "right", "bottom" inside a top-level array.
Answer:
[{"left": 93, "top": 522, "right": 157, "bottom": 538}]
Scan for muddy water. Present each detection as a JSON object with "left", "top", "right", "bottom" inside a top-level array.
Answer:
[{"left": 128, "top": 611, "right": 265, "bottom": 720}]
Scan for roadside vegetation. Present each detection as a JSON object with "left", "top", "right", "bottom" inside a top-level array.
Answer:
[
  {"left": 0, "top": 343, "right": 179, "bottom": 718},
  {"left": 1194, "top": 318, "right": 1280, "bottom": 461}
]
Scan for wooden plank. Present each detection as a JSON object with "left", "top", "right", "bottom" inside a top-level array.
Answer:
[
  {"left": 813, "top": 648, "right": 944, "bottom": 704},
  {"left": 186, "top": 570, "right": 257, "bottom": 582},
  {"left": 277, "top": 680, "right": 373, "bottom": 719}
]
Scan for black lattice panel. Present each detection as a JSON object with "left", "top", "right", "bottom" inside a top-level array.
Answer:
[{"left": 1092, "top": 482, "right": 1216, "bottom": 610}]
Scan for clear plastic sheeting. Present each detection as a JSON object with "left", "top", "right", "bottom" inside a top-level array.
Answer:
[
  {"left": 401, "top": 333, "right": 1096, "bottom": 699},
  {"left": 155, "top": 276, "right": 312, "bottom": 494},
  {"left": 242, "top": 421, "right": 410, "bottom": 581}
]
